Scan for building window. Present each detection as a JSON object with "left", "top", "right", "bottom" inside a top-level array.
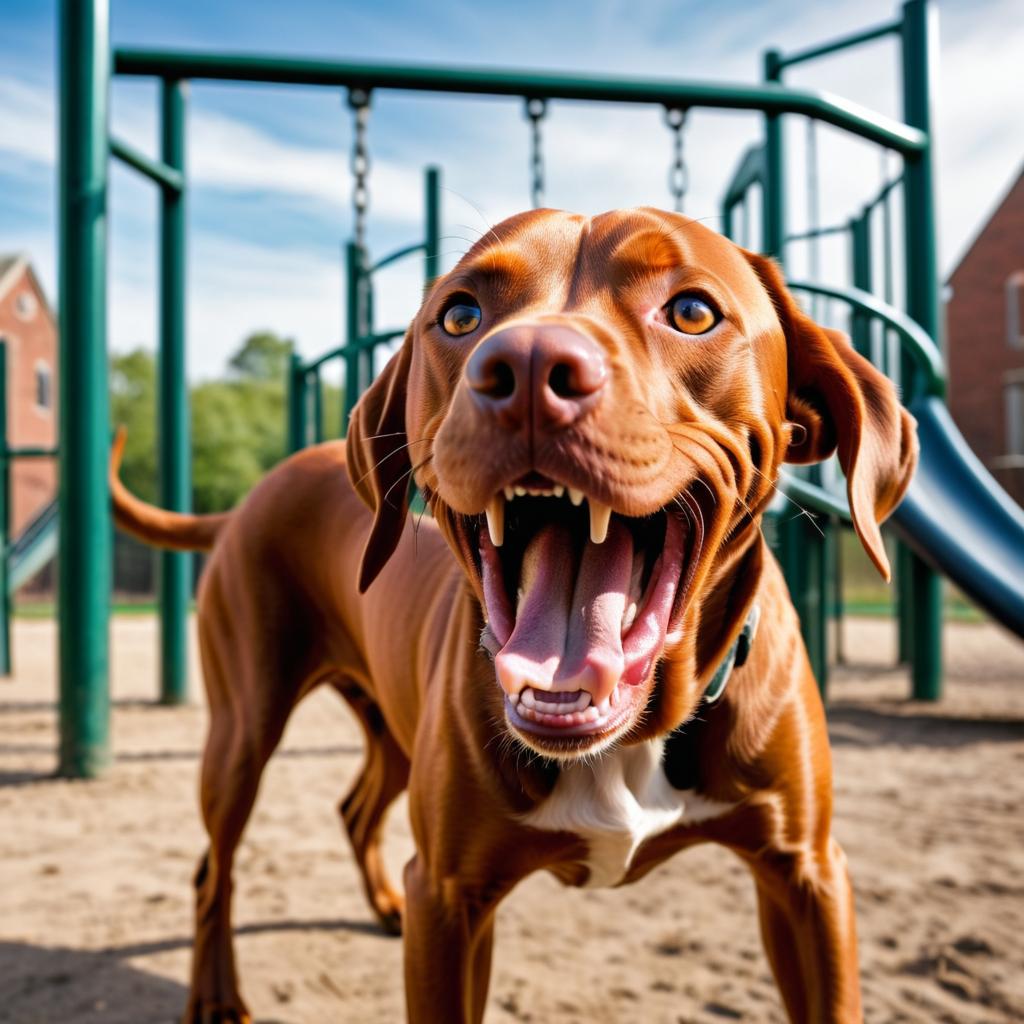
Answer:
[
  {"left": 35, "top": 362, "right": 52, "bottom": 411},
  {"left": 15, "top": 291, "right": 37, "bottom": 321},
  {"left": 1007, "top": 378, "right": 1024, "bottom": 457},
  {"left": 1008, "top": 271, "right": 1024, "bottom": 350}
]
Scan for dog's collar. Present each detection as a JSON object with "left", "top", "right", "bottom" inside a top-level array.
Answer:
[{"left": 701, "top": 604, "right": 760, "bottom": 704}]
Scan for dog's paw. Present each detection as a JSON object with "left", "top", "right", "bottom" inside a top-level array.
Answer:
[
  {"left": 371, "top": 888, "right": 404, "bottom": 936},
  {"left": 183, "top": 995, "right": 253, "bottom": 1024}
]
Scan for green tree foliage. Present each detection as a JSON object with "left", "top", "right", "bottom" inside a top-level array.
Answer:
[
  {"left": 228, "top": 330, "right": 294, "bottom": 382},
  {"left": 110, "top": 349, "right": 158, "bottom": 502},
  {"left": 110, "top": 330, "right": 343, "bottom": 516}
]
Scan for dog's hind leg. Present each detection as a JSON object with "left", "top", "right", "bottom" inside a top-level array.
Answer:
[
  {"left": 335, "top": 681, "right": 410, "bottom": 935},
  {"left": 184, "top": 588, "right": 312, "bottom": 1024}
]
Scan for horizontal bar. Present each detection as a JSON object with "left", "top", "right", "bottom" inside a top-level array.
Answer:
[
  {"left": 112, "top": 49, "right": 927, "bottom": 154},
  {"left": 778, "top": 19, "right": 902, "bottom": 70},
  {"left": 300, "top": 328, "right": 406, "bottom": 374},
  {"left": 720, "top": 143, "right": 765, "bottom": 209},
  {"left": 778, "top": 471, "right": 851, "bottom": 520},
  {"left": 4, "top": 446, "right": 59, "bottom": 459},
  {"left": 370, "top": 241, "right": 426, "bottom": 275},
  {"left": 110, "top": 136, "right": 184, "bottom": 192},
  {"left": 787, "top": 279, "right": 946, "bottom": 399},
  {"left": 863, "top": 173, "right": 903, "bottom": 214},
  {"left": 785, "top": 223, "right": 851, "bottom": 243}
]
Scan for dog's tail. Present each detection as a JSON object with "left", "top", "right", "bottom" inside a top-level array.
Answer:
[{"left": 110, "top": 426, "right": 230, "bottom": 552}]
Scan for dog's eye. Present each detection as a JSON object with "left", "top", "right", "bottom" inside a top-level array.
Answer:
[
  {"left": 667, "top": 294, "right": 719, "bottom": 335},
  {"left": 441, "top": 300, "right": 482, "bottom": 337}
]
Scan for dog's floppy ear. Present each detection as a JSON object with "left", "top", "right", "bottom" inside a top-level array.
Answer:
[
  {"left": 746, "top": 252, "right": 918, "bottom": 581},
  {"left": 345, "top": 336, "right": 414, "bottom": 593}
]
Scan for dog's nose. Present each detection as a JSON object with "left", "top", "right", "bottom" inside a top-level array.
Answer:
[{"left": 466, "top": 324, "right": 607, "bottom": 431}]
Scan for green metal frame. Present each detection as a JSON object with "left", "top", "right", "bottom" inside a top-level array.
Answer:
[
  {"left": 56, "top": 0, "right": 941, "bottom": 774},
  {"left": 287, "top": 166, "right": 441, "bottom": 452},
  {"left": 59, "top": 0, "right": 112, "bottom": 777},
  {"left": 722, "top": 0, "right": 944, "bottom": 701},
  {"left": 0, "top": 343, "right": 61, "bottom": 678}
]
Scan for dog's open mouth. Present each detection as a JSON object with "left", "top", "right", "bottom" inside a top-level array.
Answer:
[{"left": 476, "top": 473, "right": 694, "bottom": 752}]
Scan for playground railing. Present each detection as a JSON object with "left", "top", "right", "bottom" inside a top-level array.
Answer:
[{"left": 0, "top": 342, "right": 59, "bottom": 675}]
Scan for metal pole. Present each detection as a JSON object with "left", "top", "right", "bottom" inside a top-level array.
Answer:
[
  {"left": 763, "top": 48, "right": 828, "bottom": 694},
  {"left": 901, "top": 0, "right": 943, "bottom": 700},
  {"left": 343, "top": 241, "right": 361, "bottom": 429},
  {"left": 424, "top": 165, "right": 441, "bottom": 287},
  {"left": 0, "top": 343, "right": 10, "bottom": 677},
  {"left": 851, "top": 211, "right": 873, "bottom": 358},
  {"left": 58, "top": 0, "right": 111, "bottom": 776},
  {"left": 158, "top": 79, "right": 190, "bottom": 706},
  {"left": 311, "top": 367, "right": 324, "bottom": 443},
  {"left": 286, "top": 352, "right": 307, "bottom": 452},
  {"left": 762, "top": 50, "right": 785, "bottom": 259}
]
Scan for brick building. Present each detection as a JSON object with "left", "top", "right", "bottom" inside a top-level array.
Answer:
[
  {"left": 0, "top": 255, "right": 59, "bottom": 535},
  {"left": 946, "top": 164, "right": 1024, "bottom": 506}
]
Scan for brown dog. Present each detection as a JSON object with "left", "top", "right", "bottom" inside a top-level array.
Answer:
[{"left": 112, "top": 208, "right": 916, "bottom": 1023}]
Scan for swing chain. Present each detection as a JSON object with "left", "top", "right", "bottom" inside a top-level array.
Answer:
[
  {"left": 665, "top": 107, "right": 689, "bottom": 213},
  {"left": 348, "top": 88, "right": 372, "bottom": 253},
  {"left": 525, "top": 97, "right": 547, "bottom": 209}
]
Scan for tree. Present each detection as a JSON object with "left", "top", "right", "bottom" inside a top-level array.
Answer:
[
  {"left": 228, "top": 330, "right": 294, "bottom": 382},
  {"left": 110, "top": 348, "right": 157, "bottom": 502}
]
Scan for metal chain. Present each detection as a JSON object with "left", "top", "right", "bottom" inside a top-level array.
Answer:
[
  {"left": 348, "top": 88, "right": 372, "bottom": 252},
  {"left": 525, "top": 98, "right": 547, "bottom": 209},
  {"left": 664, "top": 107, "right": 689, "bottom": 213}
]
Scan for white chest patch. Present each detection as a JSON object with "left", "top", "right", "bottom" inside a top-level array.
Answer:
[{"left": 522, "top": 739, "right": 734, "bottom": 889}]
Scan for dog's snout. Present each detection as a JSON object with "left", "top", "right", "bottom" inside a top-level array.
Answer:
[{"left": 466, "top": 324, "right": 607, "bottom": 431}]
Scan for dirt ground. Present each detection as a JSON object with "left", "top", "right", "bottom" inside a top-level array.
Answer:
[{"left": 1, "top": 614, "right": 1023, "bottom": 1024}]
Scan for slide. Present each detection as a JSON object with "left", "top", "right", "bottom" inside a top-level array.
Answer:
[
  {"left": 7, "top": 498, "right": 59, "bottom": 595},
  {"left": 891, "top": 396, "right": 1024, "bottom": 637}
]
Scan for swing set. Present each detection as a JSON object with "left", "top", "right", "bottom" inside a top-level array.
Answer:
[{"left": 56, "top": 0, "right": 975, "bottom": 777}]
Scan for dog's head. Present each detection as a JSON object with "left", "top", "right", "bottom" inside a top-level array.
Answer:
[{"left": 347, "top": 208, "right": 917, "bottom": 759}]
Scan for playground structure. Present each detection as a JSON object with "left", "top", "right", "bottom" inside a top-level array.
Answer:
[{"left": 42, "top": 0, "right": 1024, "bottom": 777}]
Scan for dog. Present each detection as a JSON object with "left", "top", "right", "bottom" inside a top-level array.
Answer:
[{"left": 112, "top": 207, "right": 917, "bottom": 1023}]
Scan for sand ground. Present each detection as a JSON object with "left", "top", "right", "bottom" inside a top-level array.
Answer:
[{"left": 1, "top": 614, "right": 1023, "bottom": 1024}]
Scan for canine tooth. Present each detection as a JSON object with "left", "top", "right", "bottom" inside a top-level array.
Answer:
[
  {"left": 589, "top": 502, "right": 612, "bottom": 544},
  {"left": 568, "top": 488, "right": 584, "bottom": 506},
  {"left": 574, "top": 692, "right": 592, "bottom": 713},
  {"left": 596, "top": 696, "right": 611, "bottom": 717},
  {"left": 553, "top": 485, "right": 565, "bottom": 498},
  {"left": 514, "top": 485, "right": 527, "bottom": 497},
  {"left": 582, "top": 706, "right": 599, "bottom": 722},
  {"left": 520, "top": 688, "right": 536, "bottom": 709},
  {"left": 504, "top": 486, "right": 515, "bottom": 501},
  {"left": 622, "top": 601, "right": 638, "bottom": 634},
  {"left": 485, "top": 495, "right": 505, "bottom": 547}
]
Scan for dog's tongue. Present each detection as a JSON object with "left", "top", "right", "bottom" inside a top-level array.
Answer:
[{"left": 494, "top": 520, "right": 633, "bottom": 697}]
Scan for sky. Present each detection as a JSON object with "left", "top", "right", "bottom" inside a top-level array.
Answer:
[{"left": 0, "top": 0, "right": 1021, "bottom": 381}]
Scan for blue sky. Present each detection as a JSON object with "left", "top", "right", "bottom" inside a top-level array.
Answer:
[{"left": 1, "top": 0, "right": 1021, "bottom": 379}]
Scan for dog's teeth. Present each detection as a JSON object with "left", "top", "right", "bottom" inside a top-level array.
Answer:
[
  {"left": 514, "top": 485, "right": 526, "bottom": 497},
  {"left": 520, "top": 688, "right": 536, "bottom": 709},
  {"left": 504, "top": 486, "right": 515, "bottom": 501},
  {"left": 622, "top": 601, "right": 638, "bottom": 634},
  {"left": 568, "top": 488, "right": 584, "bottom": 506},
  {"left": 485, "top": 495, "right": 505, "bottom": 547},
  {"left": 589, "top": 501, "right": 612, "bottom": 544},
  {"left": 553, "top": 484, "right": 565, "bottom": 498},
  {"left": 596, "top": 696, "right": 611, "bottom": 716}
]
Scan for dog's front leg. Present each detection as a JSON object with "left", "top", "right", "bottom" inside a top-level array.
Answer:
[
  {"left": 402, "top": 853, "right": 502, "bottom": 1024},
  {"left": 749, "top": 836, "right": 863, "bottom": 1023}
]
